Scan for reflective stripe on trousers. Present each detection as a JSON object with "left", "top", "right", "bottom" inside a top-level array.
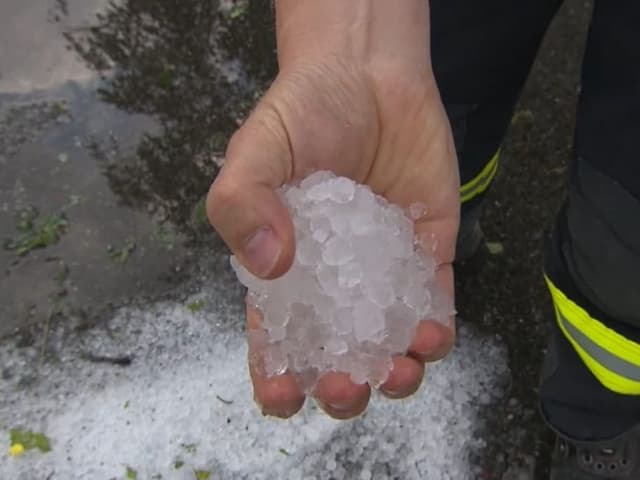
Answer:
[
  {"left": 460, "top": 149, "right": 501, "bottom": 203},
  {"left": 545, "top": 275, "right": 640, "bottom": 395}
]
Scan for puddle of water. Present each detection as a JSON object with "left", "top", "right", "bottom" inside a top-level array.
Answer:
[
  {"left": 0, "top": 0, "right": 103, "bottom": 93},
  {"left": 0, "top": 0, "right": 276, "bottom": 335},
  {"left": 0, "top": 88, "right": 188, "bottom": 335}
]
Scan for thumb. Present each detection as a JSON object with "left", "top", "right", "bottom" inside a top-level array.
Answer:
[{"left": 207, "top": 100, "right": 296, "bottom": 279}]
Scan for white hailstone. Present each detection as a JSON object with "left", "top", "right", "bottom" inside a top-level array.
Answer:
[{"left": 231, "top": 171, "right": 453, "bottom": 391}]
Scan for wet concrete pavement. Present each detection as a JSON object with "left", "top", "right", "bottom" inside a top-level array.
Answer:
[
  {"left": 454, "top": 1, "right": 592, "bottom": 477},
  {"left": 0, "top": 0, "right": 274, "bottom": 336}
]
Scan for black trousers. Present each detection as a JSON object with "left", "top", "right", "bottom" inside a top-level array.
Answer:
[{"left": 430, "top": 0, "right": 640, "bottom": 441}]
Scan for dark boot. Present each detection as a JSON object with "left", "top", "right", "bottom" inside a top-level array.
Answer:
[{"left": 549, "top": 427, "right": 640, "bottom": 479}]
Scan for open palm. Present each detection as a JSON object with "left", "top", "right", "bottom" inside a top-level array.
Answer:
[{"left": 208, "top": 57, "right": 460, "bottom": 419}]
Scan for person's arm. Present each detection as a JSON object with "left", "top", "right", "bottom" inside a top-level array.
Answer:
[
  {"left": 275, "top": 0, "right": 432, "bottom": 72},
  {"left": 208, "top": 1, "right": 457, "bottom": 420}
]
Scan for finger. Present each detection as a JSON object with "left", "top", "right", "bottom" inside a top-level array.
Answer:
[
  {"left": 408, "top": 319, "right": 455, "bottom": 363},
  {"left": 313, "top": 372, "right": 371, "bottom": 420},
  {"left": 408, "top": 263, "right": 456, "bottom": 362},
  {"left": 207, "top": 97, "right": 295, "bottom": 279},
  {"left": 379, "top": 355, "right": 425, "bottom": 399},
  {"left": 250, "top": 369, "right": 305, "bottom": 418},
  {"left": 247, "top": 305, "right": 305, "bottom": 418}
]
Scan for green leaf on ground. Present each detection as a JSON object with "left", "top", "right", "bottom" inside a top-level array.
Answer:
[
  {"left": 174, "top": 460, "right": 185, "bottom": 469},
  {"left": 279, "top": 448, "right": 290, "bottom": 456},
  {"left": 50, "top": 101, "right": 69, "bottom": 117},
  {"left": 486, "top": 241, "right": 504, "bottom": 255},
  {"left": 152, "top": 223, "right": 177, "bottom": 251},
  {"left": 4, "top": 208, "right": 69, "bottom": 256},
  {"left": 107, "top": 237, "right": 136, "bottom": 263},
  {"left": 190, "top": 197, "right": 208, "bottom": 228},
  {"left": 181, "top": 443, "right": 197, "bottom": 454},
  {"left": 228, "top": 2, "right": 248, "bottom": 19},
  {"left": 125, "top": 466, "right": 137, "bottom": 479},
  {"left": 157, "top": 69, "right": 174, "bottom": 89},
  {"left": 9, "top": 428, "right": 52, "bottom": 453},
  {"left": 187, "top": 300, "right": 205, "bottom": 312},
  {"left": 194, "top": 470, "right": 211, "bottom": 480}
]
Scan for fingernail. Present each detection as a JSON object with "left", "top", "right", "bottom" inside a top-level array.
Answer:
[
  {"left": 319, "top": 398, "right": 352, "bottom": 412},
  {"left": 328, "top": 402, "right": 353, "bottom": 412},
  {"left": 381, "top": 390, "right": 403, "bottom": 399},
  {"left": 243, "top": 226, "right": 281, "bottom": 278}
]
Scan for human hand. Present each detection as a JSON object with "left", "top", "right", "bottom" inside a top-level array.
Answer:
[{"left": 207, "top": 0, "right": 459, "bottom": 419}]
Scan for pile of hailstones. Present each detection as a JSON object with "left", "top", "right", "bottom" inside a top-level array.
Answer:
[{"left": 231, "top": 171, "right": 453, "bottom": 392}]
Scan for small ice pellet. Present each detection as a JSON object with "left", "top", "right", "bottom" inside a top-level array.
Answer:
[{"left": 408, "top": 201, "right": 427, "bottom": 220}]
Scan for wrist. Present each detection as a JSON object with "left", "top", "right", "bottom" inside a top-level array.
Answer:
[{"left": 275, "top": 0, "right": 432, "bottom": 74}]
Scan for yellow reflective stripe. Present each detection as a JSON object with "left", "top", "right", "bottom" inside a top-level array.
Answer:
[
  {"left": 545, "top": 275, "right": 640, "bottom": 395},
  {"left": 460, "top": 149, "right": 501, "bottom": 203},
  {"left": 555, "top": 307, "right": 640, "bottom": 394}
]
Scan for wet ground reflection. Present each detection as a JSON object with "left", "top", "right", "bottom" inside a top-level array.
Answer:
[
  {"left": 59, "top": 0, "right": 276, "bottom": 228},
  {"left": 1, "top": 0, "right": 275, "bottom": 335}
]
